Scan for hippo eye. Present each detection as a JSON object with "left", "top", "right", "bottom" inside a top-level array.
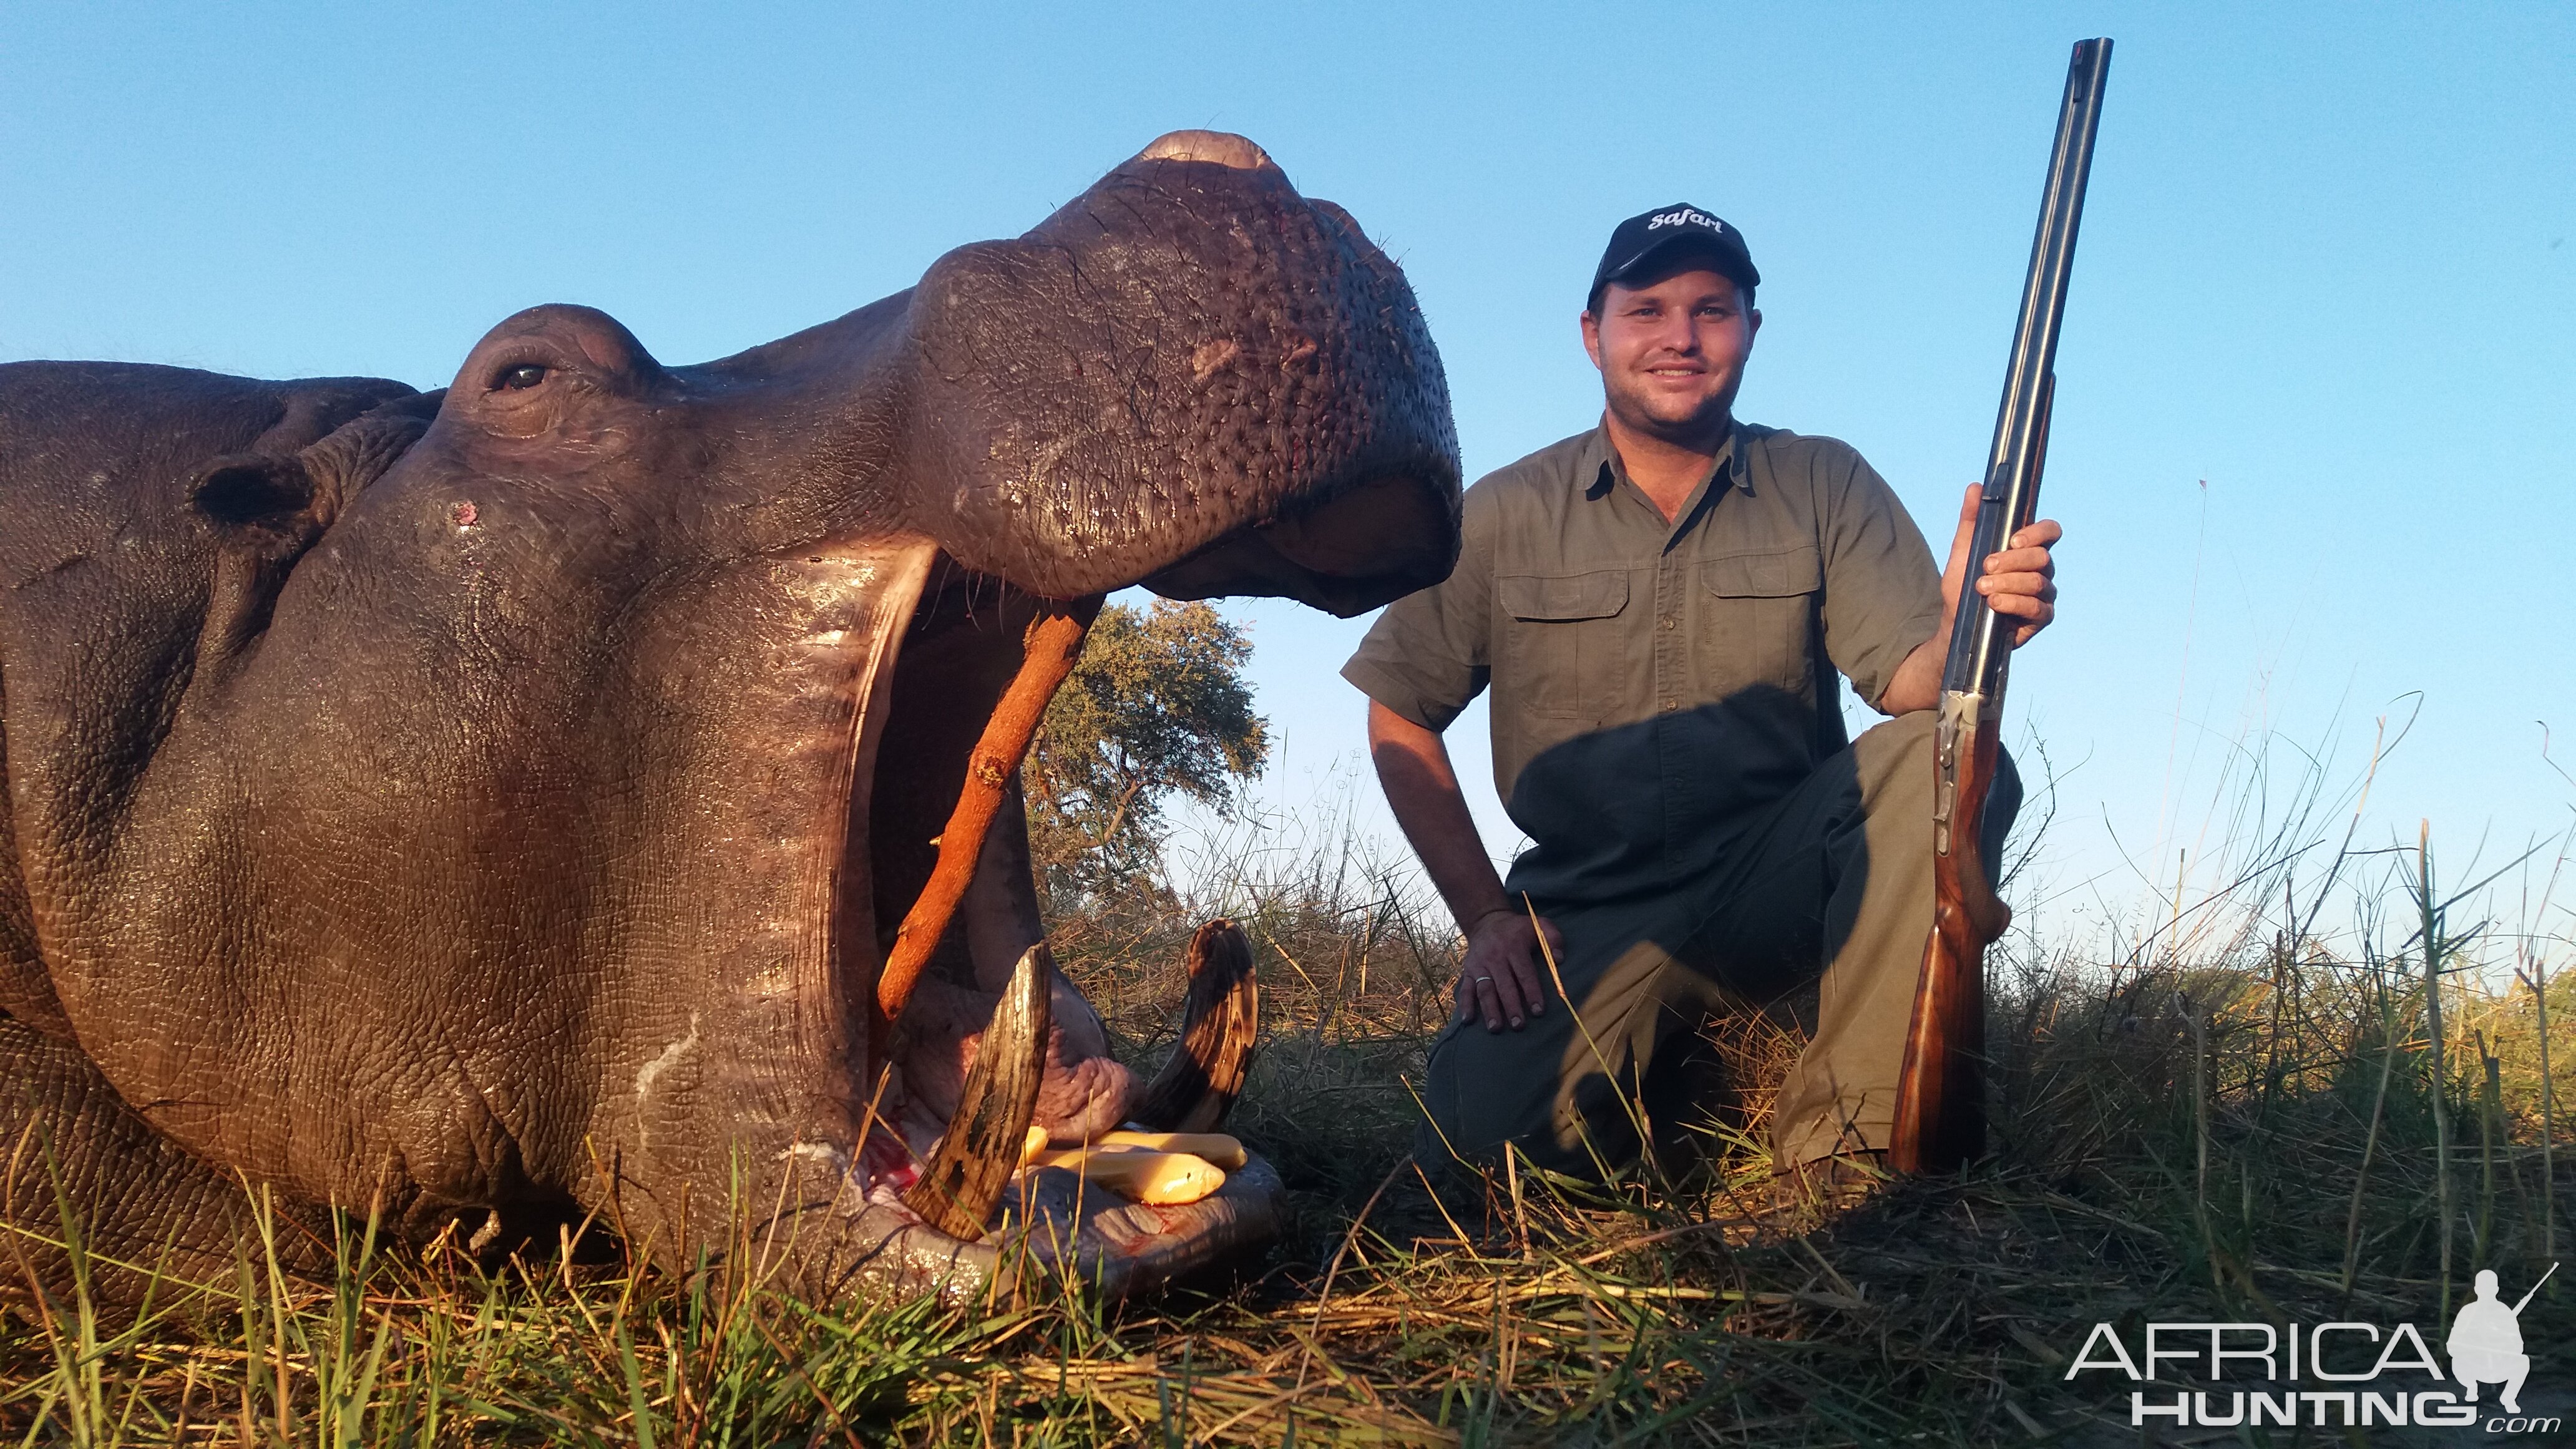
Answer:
[{"left": 496, "top": 363, "right": 549, "bottom": 391}]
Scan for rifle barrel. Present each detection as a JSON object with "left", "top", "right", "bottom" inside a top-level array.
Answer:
[
  {"left": 2511, "top": 1260, "right": 2559, "bottom": 1314},
  {"left": 1940, "top": 37, "right": 2112, "bottom": 703}
]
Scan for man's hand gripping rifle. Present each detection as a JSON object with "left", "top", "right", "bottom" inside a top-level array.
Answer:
[{"left": 1891, "top": 38, "right": 2112, "bottom": 1175}]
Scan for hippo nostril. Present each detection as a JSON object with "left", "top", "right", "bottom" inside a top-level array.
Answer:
[{"left": 1136, "top": 130, "right": 1272, "bottom": 170}]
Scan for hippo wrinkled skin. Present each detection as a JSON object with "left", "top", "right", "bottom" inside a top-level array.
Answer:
[{"left": 0, "top": 132, "right": 1459, "bottom": 1306}]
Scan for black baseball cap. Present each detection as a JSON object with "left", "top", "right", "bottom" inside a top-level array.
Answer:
[{"left": 1588, "top": 203, "right": 1760, "bottom": 310}]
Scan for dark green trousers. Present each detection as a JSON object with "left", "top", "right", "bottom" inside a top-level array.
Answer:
[{"left": 1417, "top": 711, "right": 2021, "bottom": 1174}]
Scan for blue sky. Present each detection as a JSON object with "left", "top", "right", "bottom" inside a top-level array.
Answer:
[{"left": 7, "top": 4, "right": 2570, "bottom": 949}]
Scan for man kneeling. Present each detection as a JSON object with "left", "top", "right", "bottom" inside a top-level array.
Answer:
[{"left": 1344, "top": 205, "right": 2060, "bottom": 1189}]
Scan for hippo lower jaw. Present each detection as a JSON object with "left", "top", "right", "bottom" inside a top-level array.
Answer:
[
  {"left": 772, "top": 549, "right": 1275, "bottom": 1302},
  {"left": 816, "top": 933, "right": 1278, "bottom": 1307},
  {"left": 821, "top": 1153, "right": 1291, "bottom": 1307}
]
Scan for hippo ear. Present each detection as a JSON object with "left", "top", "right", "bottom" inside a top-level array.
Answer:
[
  {"left": 190, "top": 454, "right": 323, "bottom": 541},
  {"left": 185, "top": 404, "right": 433, "bottom": 666},
  {"left": 190, "top": 399, "right": 435, "bottom": 547},
  {"left": 187, "top": 453, "right": 329, "bottom": 666}
]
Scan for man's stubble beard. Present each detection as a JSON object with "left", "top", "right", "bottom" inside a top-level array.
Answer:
[{"left": 1602, "top": 369, "right": 1740, "bottom": 451}]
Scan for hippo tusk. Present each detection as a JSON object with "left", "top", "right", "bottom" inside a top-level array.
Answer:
[
  {"left": 901, "top": 942, "right": 1053, "bottom": 1241},
  {"left": 877, "top": 596, "right": 1101, "bottom": 1024},
  {"left": 1128, "top": 919, "right": 1260, "bottom": 1134}
]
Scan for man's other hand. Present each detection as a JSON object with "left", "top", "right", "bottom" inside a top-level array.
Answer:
[
  {"left": 1456, "top": 906, "right": 1563, "bottom": 1032},
  {"left": 1941, "top": 482, "right": 2061, "bottom": 646}
]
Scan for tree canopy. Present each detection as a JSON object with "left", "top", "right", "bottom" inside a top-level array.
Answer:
[{"left": 1026, "top": 600, "right": 1268, "bottom": 904}]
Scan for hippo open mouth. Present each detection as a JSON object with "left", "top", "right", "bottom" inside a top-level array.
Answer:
[
  {"left": 803, "top": 559, "right": 1282, "bottom": 1301},
  {"left": 0, "top": 131, "right": 1457, "bottom": 1311},
  {"left": 791, "top": 381, "right": 1464, "bottom": 1295}
]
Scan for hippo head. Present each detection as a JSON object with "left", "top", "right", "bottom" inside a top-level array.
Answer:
[
  {"left": 409, "top": 129, "right": 1455, "bottom": 618},
  {"left": 59, "top": 132, "right": 1456, "bottom": 1300}
]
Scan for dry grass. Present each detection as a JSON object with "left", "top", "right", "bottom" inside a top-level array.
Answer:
[{"left": 7, "top": 789, "right": 2574, "bottom": 1445}]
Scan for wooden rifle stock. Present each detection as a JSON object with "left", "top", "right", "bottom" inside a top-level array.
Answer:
[{"left": 1890, "top": 39, "right": 2110, "bottom": 1174}]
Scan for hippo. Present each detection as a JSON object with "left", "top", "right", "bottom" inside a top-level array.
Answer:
[{"left": 0, "top": 131, "right": 1459, "bottom": 1308}]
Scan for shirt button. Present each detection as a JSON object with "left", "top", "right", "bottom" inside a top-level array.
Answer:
[
  {"left": 1660, "top": 616, "right": 1677, "bottom": 631},
  {"left": 1661, "top": 698, "right": 1679, "bottom": 713}
]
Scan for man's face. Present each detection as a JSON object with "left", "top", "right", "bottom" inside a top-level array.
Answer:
[{"left": 1581, "top": 267, "right": 1760, "bottom": 441}]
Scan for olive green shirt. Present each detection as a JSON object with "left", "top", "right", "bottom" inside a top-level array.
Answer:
[{"left": 1342, "top": 421, "right": 1943, "bottom": 905}]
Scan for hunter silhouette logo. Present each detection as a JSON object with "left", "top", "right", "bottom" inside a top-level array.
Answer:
[
  {"left": 2062, "top": 1263, "right": 2559, "bottom": 1434},
  {"left": 2452, "top": 1264, "right": 2553, "bottom": 1415}
]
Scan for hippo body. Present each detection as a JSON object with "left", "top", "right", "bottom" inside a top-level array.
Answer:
[{"left": 0, "top": 134, "right": 1458, "bottom": 1304}]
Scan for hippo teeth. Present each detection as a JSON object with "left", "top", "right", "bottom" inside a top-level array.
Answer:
[
  {"left": 1129, "top": 919, "right": 1261, "bottom": 1134},
  {"left": 900, "top": 942, "right": 1051, "bottom": 1240}
]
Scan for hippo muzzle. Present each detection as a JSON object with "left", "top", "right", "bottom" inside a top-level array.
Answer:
[{"left": 0, "top": 132, "right": 1458, "bottom": 1307}]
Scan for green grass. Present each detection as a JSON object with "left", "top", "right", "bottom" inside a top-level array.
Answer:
[{"left": 7, "top": 808, "right": 2573, "bottom": 1445}]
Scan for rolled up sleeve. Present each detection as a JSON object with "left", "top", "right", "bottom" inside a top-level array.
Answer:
[
  {"left": 1340, "top": 485, "right": 1496, "bottom": 732},
  {"left": 1816, "top": 449, "right": 1943, "bottom": 711}
]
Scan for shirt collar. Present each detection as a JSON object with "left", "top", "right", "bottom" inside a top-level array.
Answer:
[{"left": 1582, "top": 418, "right": 1749, "bottom": 503}]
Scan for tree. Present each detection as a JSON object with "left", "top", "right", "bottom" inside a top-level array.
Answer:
[{"left": 1026, "top": 600, "right": 1268, "bottom": 905}]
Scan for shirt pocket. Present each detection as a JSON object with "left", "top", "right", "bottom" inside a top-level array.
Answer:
[
  {"left": 1497, "top": 570, "right": 1632, "bottom": 720},
  {"left": 1695, "top": 545, "right": 1822, "bottom": 698}
]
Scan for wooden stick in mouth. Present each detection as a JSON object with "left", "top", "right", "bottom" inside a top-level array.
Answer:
[{"left": 876, "top": 595, "right": 1101, "bottom": 1024}]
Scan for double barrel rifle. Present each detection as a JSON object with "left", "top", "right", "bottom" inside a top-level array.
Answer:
[{"left": 1891, "top": 38, "right": 2113, "bottom": 1174}]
